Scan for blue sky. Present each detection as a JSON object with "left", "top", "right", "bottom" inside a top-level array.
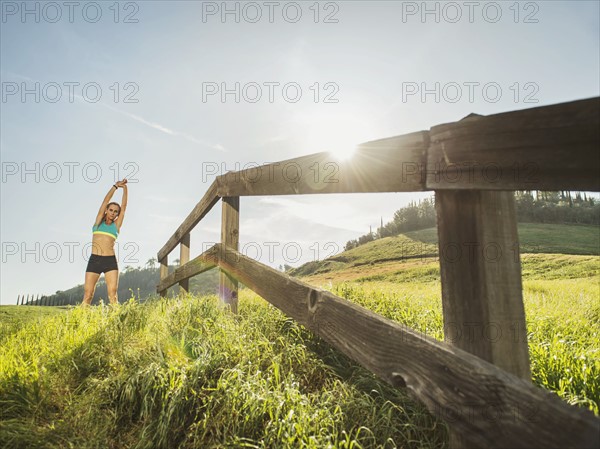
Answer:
[{"left": 1, "top": 1, "right": 599, "bottom": 304}]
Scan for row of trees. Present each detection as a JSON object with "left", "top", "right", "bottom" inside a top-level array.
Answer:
[
  {"left": 345, "top": 197, "right": 436, "bottom": 251},
  {"left": 47, "top": 258, "right": 220, "bottom": 306},
  {"left": 515, "top": 191, "right": 598, "bottom": 224},
  {"left": 39, "top": 191, "right": 598, "bottom": 303},
  {"left": 345, "top": 191, "right": 599, "bottom": 251}
]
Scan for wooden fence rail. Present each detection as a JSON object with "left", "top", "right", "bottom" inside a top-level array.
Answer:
[{"left": 156, "top": 97, "right": 600, "bottom": 448}]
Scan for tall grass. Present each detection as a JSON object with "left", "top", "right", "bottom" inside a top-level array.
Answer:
[
  {"left": 326, "top": 260, "right": 600, "bottom": 416},
  {"left": 1, "top": 254, "right": 597, "bottom": 448},
  {"left": 0, "top": 295, "right": 444, "bottom": 449}
]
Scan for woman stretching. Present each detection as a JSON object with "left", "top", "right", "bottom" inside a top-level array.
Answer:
[{"left": 81, "top": 179, "right": 128, "bottom": 306}]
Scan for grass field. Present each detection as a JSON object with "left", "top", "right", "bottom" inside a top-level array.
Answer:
[
  {"left": 291, "top": 223, "right": 599, "bottom": 278},
  {"left": 1, "top": 224, "right": 598, "bottom": 448},
  {"left": 0, "top": 295, "right": 444, "bottom": 449},
  {"left": 405, "top": 223, "right": 600, "bottom": 255},
  {"left": 0, "top": 306, "right": 69, "bottom": 345}
]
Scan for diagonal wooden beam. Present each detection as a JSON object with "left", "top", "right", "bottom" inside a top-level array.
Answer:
[{"left": 214, "top": 244, "right": 599, "bottom": 449}]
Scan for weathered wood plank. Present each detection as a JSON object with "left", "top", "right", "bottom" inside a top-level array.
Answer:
[
  {"left": 179, "top": 233, "right": 191, "bottom": 293},
  {"left": 435, "top": 189, "right": 530, "bottom": 448},
  {"left": 426, "top": 97, "right": 600, "bottom": 190},
  {"left": 157, "top": 180, "right": 220, "bottom": 261},
  {"left": 216, "top": 131, "right": 429, "bottom": 196},
  {"left": 158, "top": 256, "right": 168, "bottom": 297},
  {"left": 156, "top": 247, "right": 217, "bottom": 294},
  {"left": 156, "top": 98, "right": 599, "bottom": 269},
  {"left": 215, "top": 244, "right": 599, "bottom": 449},
  {"left": 219, "top": 197, "right": 240, "bottom": 313}
]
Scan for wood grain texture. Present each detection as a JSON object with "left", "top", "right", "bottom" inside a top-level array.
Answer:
[
  {"left": 157, "top": 180, "right": 220, "bottom": 261},
  {"left": 216, "top": 131, "right": 429, "bottom": 196},
  {"left": 153, "top": 97, "right": 600, "bottom": 444},
  {"left": 156, "top": 248, "right": 217, "bottom": 294},
  {"left": 179, "top": 233, "right": 191, "bottom": 293},
  {"left": 158, "top": 256, "right": 168, "bottom": 297},
  {"left": 220, "top": 197, "right": 240, "bottom": 313},
  {"left": 157, "top": 97, "right": 599, "bottom": 265},
  {"left": 214, "top": 244, "right": 599, "bottom": 449},
  {"left": 426, "top": 97, "right": 600, "bottom": 190},
  {"left": 435, "top": 189, "right": 530, "bottom": 448}
]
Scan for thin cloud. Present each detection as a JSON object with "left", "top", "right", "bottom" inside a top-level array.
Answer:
[
  {"left": 98, "top": 103, "right": 226, "bottom": 151},
  {"left": 1, "top": 70, "right": 225, "bottom": 151}
]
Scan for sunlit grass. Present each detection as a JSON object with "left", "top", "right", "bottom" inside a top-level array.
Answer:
[
  {"left": 319, "top": 255, "right": 600, "bottom": 416},
  {"left": 0, "top": 295, "right": 443, "bottom": 449},
  {"left": 1, "top": 253, "right": 597, "bottom": 448}
]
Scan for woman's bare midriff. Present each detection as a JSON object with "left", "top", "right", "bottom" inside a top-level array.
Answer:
[{"left": 91, "top": 234, "right": 117, "bottom": 256}]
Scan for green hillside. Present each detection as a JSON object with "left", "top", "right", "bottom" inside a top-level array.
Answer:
[
  {"left": 0, "top": 306, "right": 68, "bottom": 345},
  {"left": 2, "top": 220, "right": 599, "bottom": 448},
  {"left": 35, "top": 265, "right": 219, "bottom": 307},
  {"left": 290, "top": 234, "right": 437, "bottom": 277},
  {"left": 291, "top": 223, "right": 600, "bottom": 278},
  {"left": 1, "top": 261, "right": 598, "bottom": 448},
  {"left": 0, "top": 294, "right": 443, "bottom": 449},
  {"left": 406, "top": 223, "right": 600, "bottom": 255}
]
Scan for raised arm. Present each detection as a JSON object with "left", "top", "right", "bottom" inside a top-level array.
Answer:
[
  {"left": 115, "top": 181, "right": 128, "bottom": 230},
  {"left": 94, "top": 184, "right": 119, "bottom": 226}
]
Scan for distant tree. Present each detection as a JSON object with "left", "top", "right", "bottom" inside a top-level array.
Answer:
[
  {"left": 344, "top": 239, "right": 358, "bottom": 251},
  {"left": 344, "top": 191, "right": 599, "bottom": 251}
]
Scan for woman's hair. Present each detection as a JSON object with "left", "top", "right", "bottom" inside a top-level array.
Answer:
[{"left": 102, "top": 202, "right": 121, "bottom": 224}]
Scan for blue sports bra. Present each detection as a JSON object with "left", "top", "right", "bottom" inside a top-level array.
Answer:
[{"left": 92, "top": 221, "right": 119, "bottom": 239}]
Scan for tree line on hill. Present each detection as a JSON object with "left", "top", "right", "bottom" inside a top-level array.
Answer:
[
  {"left": 40, "top": 259, "right": 220, "bottom": 306},
  {"left": 32, "top": 192, "right": 598, "bottom": 305},
  {"left": 344, "top": 191, "right": 599, "bottom": 251}
]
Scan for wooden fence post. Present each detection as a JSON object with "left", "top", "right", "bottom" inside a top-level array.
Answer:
[
  {"left": 159, "top": 256, "right": 168, "bottom": 297},
  {"left": 435, "top": 190, "right": 530, "bottom": 448},
  {"left": 179, "top": 233, "right": 190, "bottom": 294},
  {"left": 220, "top": 197, "right": 239, "bottom": 313}
]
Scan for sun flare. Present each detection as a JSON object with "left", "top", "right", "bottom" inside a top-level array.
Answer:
[{"left": 295, "top": 110, "right": 376, "bottom": 161}]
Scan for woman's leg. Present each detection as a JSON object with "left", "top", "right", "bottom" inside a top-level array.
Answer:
[
  {"left": 104, "top": 270, "right": 119, "bottom": 305},
  {"left": 82, "top": 272, "right": 100, "bottom": 306}
]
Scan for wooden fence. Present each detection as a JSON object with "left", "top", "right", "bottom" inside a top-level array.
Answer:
[{"left": 156, "top": 97, "right": 600, "bottom": 448}]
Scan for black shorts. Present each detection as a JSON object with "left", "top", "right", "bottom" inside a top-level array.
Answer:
[{"left": 86, "top": 254, "right": 118, "bottom": 274}]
